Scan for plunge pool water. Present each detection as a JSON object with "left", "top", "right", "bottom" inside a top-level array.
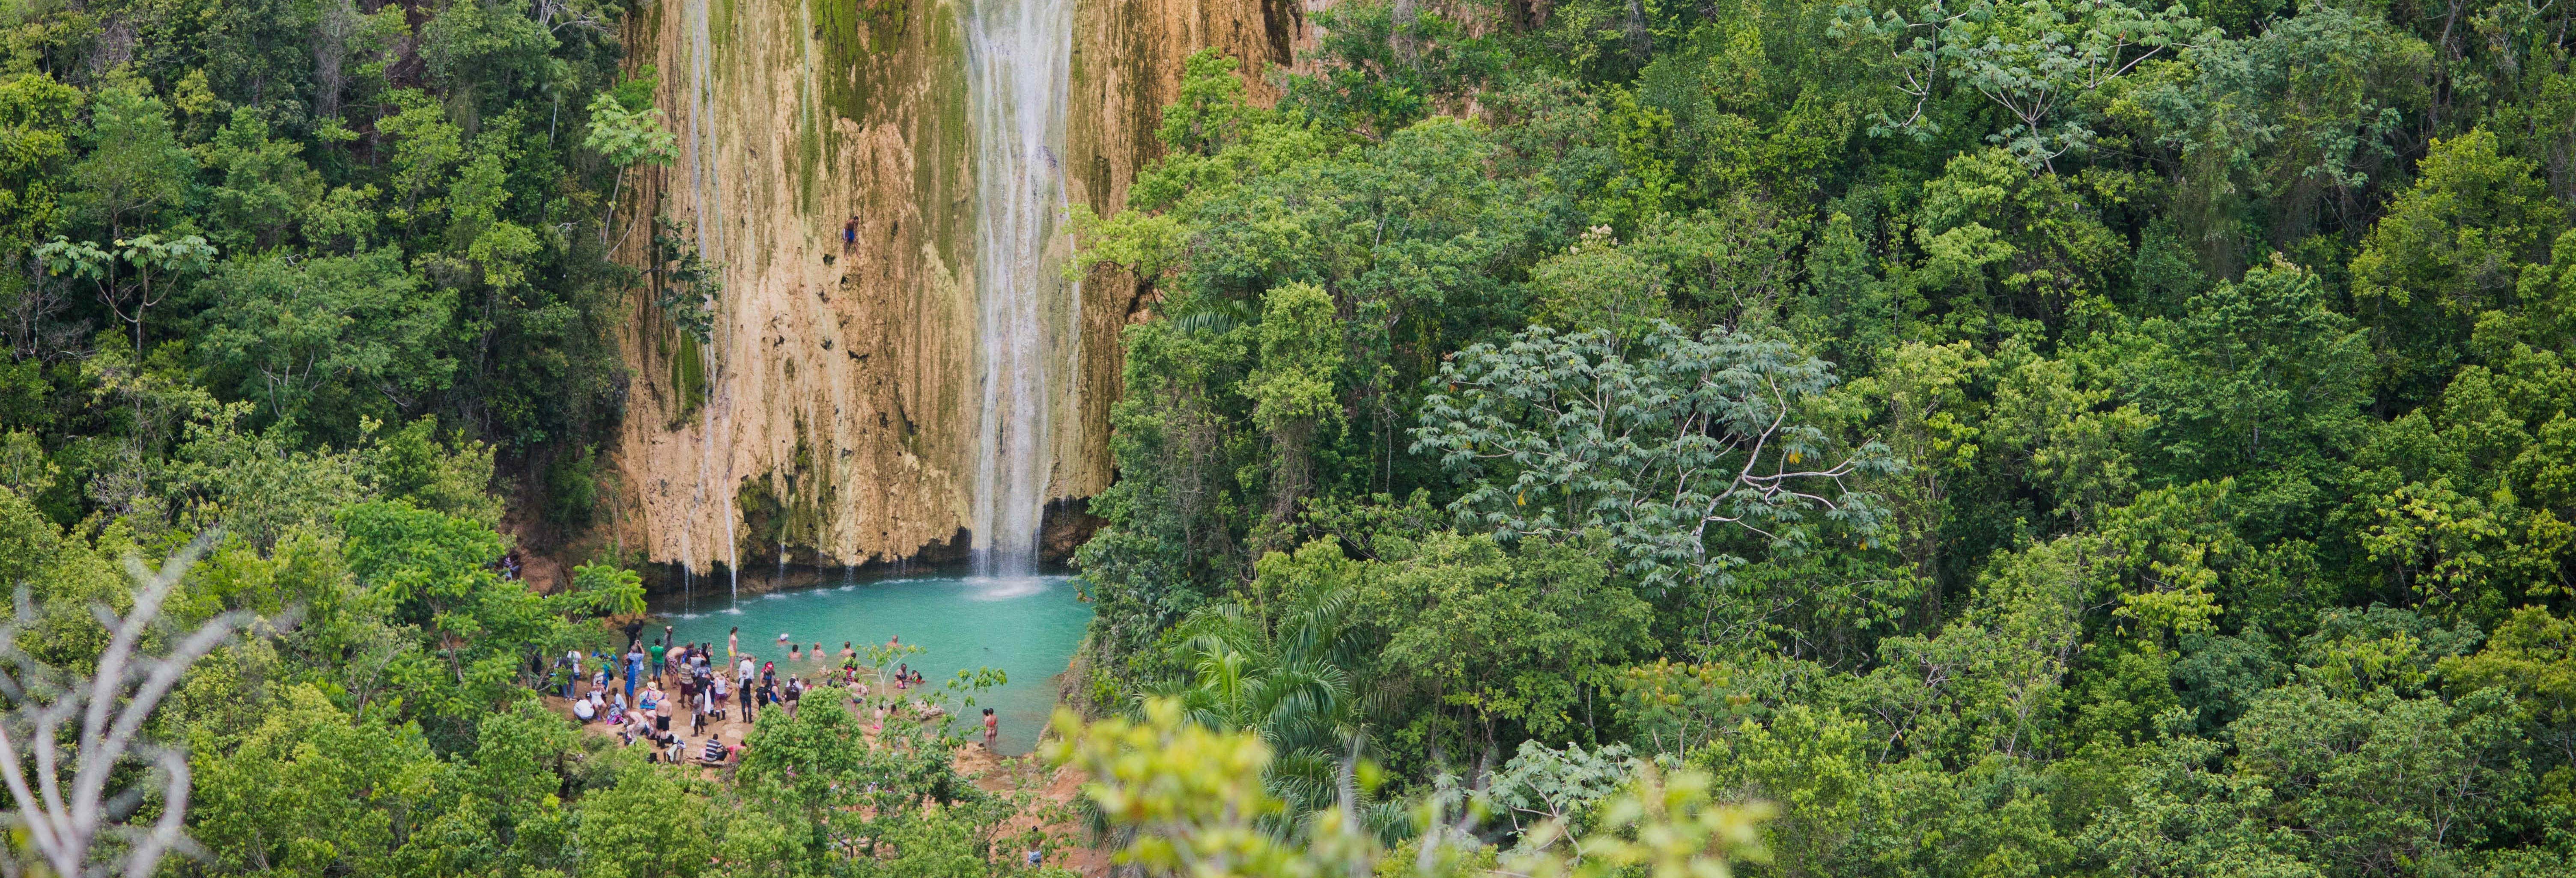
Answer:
[{"left": 658, "top": 574, "right": 1090, "bottom": 755}]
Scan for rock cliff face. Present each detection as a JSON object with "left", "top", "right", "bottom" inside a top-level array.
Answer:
[{"left": 607, "top": 0, "right": 1303, "bottom": 587}]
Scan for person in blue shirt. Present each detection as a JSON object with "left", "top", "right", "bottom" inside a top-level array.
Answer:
[{"left": 623, "top": 645, "right": 643, "bottom": 702}]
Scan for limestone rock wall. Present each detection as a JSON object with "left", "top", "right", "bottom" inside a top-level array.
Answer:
[
  {"left": 606, "top": 0, "right": 1307, "bottom": 583},
  {"left": 1061, "top": 0, "right": 1311, "bottom": 508}
]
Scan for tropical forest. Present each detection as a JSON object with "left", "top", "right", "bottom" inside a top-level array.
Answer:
[{"left": 1, "top": 0, "right": 2575, "bottom": 876}]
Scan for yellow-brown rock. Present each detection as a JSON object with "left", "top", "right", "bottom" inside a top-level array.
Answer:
[{"left": 605, "top": 0, "right": 1304, "bottom": 583}]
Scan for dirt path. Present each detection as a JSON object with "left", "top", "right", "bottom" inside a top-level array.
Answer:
[{"left": 955, "top": 741, "right": 1111, "bottom": 878}]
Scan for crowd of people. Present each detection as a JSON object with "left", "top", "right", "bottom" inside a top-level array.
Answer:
[{"left": 544, "top": 625, "right": 1005, "bottom": 766}]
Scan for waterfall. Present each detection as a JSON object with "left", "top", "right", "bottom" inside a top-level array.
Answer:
[
  {"left": 680, "top": 0, "right": 736, "bottom": 608},
  {"left": 962, "top": 0, "right": 1076, "bottom": 578}
]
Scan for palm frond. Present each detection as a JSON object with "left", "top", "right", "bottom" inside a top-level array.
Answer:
[{"left": 1165, "top": 297, "right": 1256, "bottom": 335}]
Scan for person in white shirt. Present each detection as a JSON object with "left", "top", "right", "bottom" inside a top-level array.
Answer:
[{"left": 736, "top": 656, "right": 760, "bottom": 722}]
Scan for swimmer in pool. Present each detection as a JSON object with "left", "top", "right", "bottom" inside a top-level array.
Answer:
[{"left": 789, "top": 643, "right": 802, "bottom": 661}]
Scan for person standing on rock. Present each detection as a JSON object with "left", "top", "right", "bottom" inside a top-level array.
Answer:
[
  {"left": 982, "top": 708, "right": 998, "bottom": 750},
  {"left": 729, "top": 627, "right": 739, "bottom": 659}
]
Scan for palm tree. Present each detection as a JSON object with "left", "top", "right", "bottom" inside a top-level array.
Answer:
[{"left": 1145, "top": 581, "right": 1406, "bottom": 837}]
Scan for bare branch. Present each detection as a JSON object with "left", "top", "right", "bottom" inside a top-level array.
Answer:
[{"left": 0, "top": 531, "right": 250, "bottom": 878}]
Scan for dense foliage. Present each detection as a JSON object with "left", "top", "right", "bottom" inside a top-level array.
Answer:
[
  {"left": 0, "top": 0, "right": 689, "bottom": 544},
  {"left": 1073, "top": 0, "right": 2576, "bottom": 874},
  {"left": 0, "top": 1, "right": 1038, "bottom": 877},
  {"left": 9, "top": 0, "right": 2576, "bottom": 875},
  {"left": 0, "top": 470, "right": 1047, "bottom": 878}
]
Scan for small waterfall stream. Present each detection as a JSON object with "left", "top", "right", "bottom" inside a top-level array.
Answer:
[
  {"left": 680, "top": 0, "right": 738, "bottom": 607},
  {"left": 962, "top": 0, "right": 1076, "bottom": 578}
]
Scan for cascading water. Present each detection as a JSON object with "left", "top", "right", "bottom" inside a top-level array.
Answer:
[
  {"left": 680, "top": 0, "right": 736, "bottom": 610},
  {"left": 962, "top": 0, "right": 1076, "bottom": 579}
]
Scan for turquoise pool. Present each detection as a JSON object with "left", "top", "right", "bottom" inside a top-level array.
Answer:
[{"left": 658, "top": 574, "right": 1091, "bottom": 754}]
